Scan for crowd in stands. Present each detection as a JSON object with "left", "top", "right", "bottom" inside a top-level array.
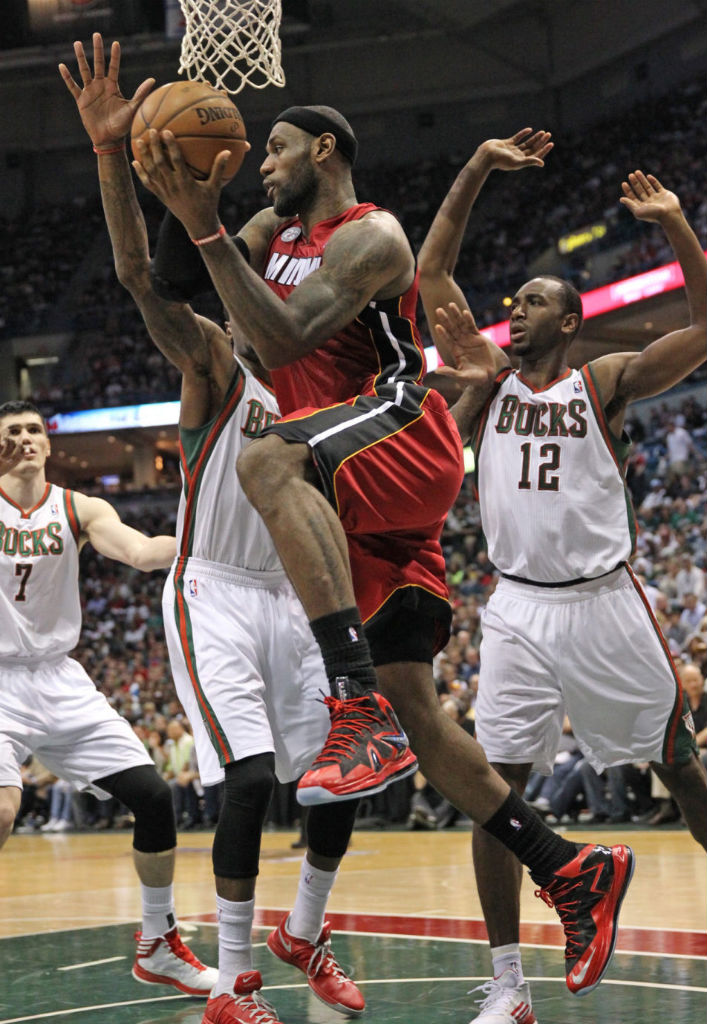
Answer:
[
  {"left": 1, "top": 74, "right": 705, "bottom": 413},
  {"left": 13, "top": 386, "right": 707, "bottom": 836}
]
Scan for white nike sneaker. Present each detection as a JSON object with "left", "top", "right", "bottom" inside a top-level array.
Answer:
[{"left": 469, "top": 968, "right": 536, "bottom": 1023}]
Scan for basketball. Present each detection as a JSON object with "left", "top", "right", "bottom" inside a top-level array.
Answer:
[{"left": 130, "top": 81, "right": 248, "bottom": 182}]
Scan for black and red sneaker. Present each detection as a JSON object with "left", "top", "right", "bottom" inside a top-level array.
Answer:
[
  {"left": 297, "top": 688, "right": 417, "bottom": 805},
  {"left": 533, "top": 843, "right": 635, "bottom": 996}
]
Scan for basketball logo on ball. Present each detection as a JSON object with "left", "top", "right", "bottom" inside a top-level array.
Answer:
[{"left": 130, "top": 81, "right": 249, "bottom": 182}]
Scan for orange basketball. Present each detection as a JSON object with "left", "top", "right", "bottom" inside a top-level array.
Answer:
[{"left": 130, "top": 80, "right": 248, "bottom": 182}]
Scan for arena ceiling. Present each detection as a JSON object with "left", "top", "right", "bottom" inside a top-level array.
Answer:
[{"left": 300, "top": 0, "right": 707, "bottom": 93}]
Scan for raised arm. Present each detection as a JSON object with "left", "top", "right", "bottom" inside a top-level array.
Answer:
[
  {"left": 75, "top": 493, "right": 176, "bottom": 571},
  {"left": 0, "top": 436, "right": 23, "bottom": 478},
  {"left": 132, "top": 133, "right": 414, "bottom": 369},
  {"left": 418, "top": 129, "right": 552, "bottom": 365},
  {"left": 432, "top": 303, "right": 508, "bottom": 443},
  {"left": 59, "top": 33, "right": 236, "bottom": 426},
  {"left": 589, "top": 172, "right": 707, "bottom": 429}
]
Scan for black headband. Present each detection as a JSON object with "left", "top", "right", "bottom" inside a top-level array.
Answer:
[{"left": 271, "top": 106, "right": 358, "bottom": 166}]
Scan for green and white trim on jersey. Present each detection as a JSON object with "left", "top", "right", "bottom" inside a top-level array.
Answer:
[
  {"left": 580, "top": 362, "right": 637, "bottom": 558},
  {"left": 624, "top": 561, "right": 698, "bottom": 766},
  {"left": 177, "top": 364, "right": 246, "bottom": 560},
  {"left": 172, "top": 365, "right": 246, "bottom": 767}
]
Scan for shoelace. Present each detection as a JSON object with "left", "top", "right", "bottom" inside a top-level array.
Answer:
[
  {"left": 234, "top": 988, "right": 279, "bottom": 1023},
  {"left": 306, "top": 934, "right": 348, "bottom": 987},
  {"left": 468, "top": 979, "right": 528, "bottom": 1017},
  {"left": 310, "top": 695, "right": 385, "bottom": 765},
  {"left": 164, "top": 930, "right": 205, "bottom": 968},
  {"left": 535, "top": 879, "right": 584, "bottom": 958}
]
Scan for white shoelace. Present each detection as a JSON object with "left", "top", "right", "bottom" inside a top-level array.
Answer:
[
  {"left": 234, "top": 989, "right": 279, "bottom": 1024},
  {"left": 469, "top": 977, "right": 519, "bottom": 1012},
  {"left": 307, "top": 939, "right": 347, "bottom": 987}
]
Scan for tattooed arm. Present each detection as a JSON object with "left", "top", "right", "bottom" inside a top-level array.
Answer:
[{"left": 60, "top": 32, "right": 236, "bottom": 427}]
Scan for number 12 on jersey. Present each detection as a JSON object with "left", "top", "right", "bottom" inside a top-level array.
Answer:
[{"left": 518, "top": 442, "right": 561, "bottom": 491}]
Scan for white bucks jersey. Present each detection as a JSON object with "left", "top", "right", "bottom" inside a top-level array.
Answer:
[
  {"left": 176, "top": 359, "right": 281, "bottom": 571},
  {"left": 0, "top": 483, "right": 82, "bottom": 659},
  {"left": 474, "top": 366, "right": 635, "bottom": 582}
]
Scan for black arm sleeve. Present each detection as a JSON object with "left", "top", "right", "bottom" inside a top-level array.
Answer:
[
  {"left": 149, "top": 210, "right": 251, "bottom": 302},
  {"left": 150, "top": 210, "right": 211, "bottom": 301}
]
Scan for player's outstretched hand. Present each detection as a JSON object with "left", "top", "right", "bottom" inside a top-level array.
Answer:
[
  {"left": 619, "top": 171, "right": 681, "bottom": 224},
  {"left": 0, "top": 435, "right": 23, "bottom": 477},
  {"left": 479, "top": 128, "right": 553, "bottom": 172},
  {"left": 59, "top": 31, "right": 154, "bottom": 149},
  {"left": 132, "top": 129, "right": 229, "bottom": 239},
  {"left": 434, "top": 303, "right": 503, "bottom": 387}
]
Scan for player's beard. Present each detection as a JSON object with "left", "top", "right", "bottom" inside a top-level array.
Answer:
[{"left": 272, "top": 161, "right": 318, "bottom": 218}]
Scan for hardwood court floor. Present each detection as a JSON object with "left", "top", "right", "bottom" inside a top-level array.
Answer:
[{"left": 1, "top": 827, "right": 705, "bottom": 1023}]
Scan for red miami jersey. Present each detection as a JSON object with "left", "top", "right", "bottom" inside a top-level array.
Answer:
[{"left": 263, "top": 203, "right": 427, "bottom": 413}]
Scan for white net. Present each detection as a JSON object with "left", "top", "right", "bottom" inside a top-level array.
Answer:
[{"left": 178, "top": 0, "right": 285, "bottom": 95}]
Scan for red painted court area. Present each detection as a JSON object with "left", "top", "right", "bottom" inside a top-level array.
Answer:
[{"left": 188, "top": 908, "right": 707, "bottom": 959}]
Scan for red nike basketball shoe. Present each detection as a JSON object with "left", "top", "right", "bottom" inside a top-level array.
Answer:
[
  {"left": 297, "top": 684, "right": 417, "bottom": 805},
  {"left": 534, "top": 842, "right": 635, "bottom": 995}
]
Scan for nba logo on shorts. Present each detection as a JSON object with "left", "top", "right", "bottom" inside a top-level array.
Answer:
[
  {"left": 573, "top": 380, "right": 583, "bottom": 394},
  {"left": 188, "top": 578, "right": 198, "bottom": 598}
]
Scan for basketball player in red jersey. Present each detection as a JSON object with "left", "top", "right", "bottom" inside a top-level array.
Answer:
[{"left": 133, "top": 75, "right": 635, "bottom": 1000}]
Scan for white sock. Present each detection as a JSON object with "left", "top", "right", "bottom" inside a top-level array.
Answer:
[
  {"left": 214, "top": 896, "right": 255, "bottom": 997},
  {"left": 141, "top": 883, "right": 176, "bottom": 940},
  {"left": 491, "top": 943, "right": 524, "bottom": 985},
  {"left": 287, "top": 858, "right": 338, "bottom": 943}
]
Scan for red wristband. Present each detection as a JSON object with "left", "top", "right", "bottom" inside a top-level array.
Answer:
[
  {"left": 93, "top": 143, "right": 126, "bottom": 155},
  {"left": 191, "top": 224, "right": 227, "bottom": 247}
]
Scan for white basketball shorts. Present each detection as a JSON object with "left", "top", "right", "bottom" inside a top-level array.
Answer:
[
  {"left": 475, "top": 564, "right": 694, "bottom": 774},
  {"left": 162, "top": 557, "right": 330, "bottom": 785},
  {"left": 0, "top": 655, "right": 153, "bottom": 794}
]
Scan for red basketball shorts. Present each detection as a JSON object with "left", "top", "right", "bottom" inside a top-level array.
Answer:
[{"left": 264, "top": 381, "right": 464, "bottom": 647}]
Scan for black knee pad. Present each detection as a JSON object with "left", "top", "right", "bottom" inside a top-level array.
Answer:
[
  {"left": 96, "top": 765, "right": 176, "bottom": 853},
  {"left": 306, "top": 798, "right": 359, "bottom": 859},
  {"left": 212, "top": 753, "right": 275, "bottom": 879}
]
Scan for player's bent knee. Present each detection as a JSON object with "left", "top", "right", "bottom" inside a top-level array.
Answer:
[
  {"left": 237, "top": 436, "right": 309, "bottom": 510},
  {"left": 0, "top": 804, "right": 18, "bottom": 846},
  {"left": 237, "top": 436, "right": 285, "bottom": 495},
  {"left": 212, "top": 752, "right": 275, "bottom": 879},
  {"left": 95, "top": 765, "right": 177, "bottom": 853}
]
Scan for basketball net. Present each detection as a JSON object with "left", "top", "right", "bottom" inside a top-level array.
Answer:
[{"left": 178, "top": 0, "right": 285, "bottom": 94}]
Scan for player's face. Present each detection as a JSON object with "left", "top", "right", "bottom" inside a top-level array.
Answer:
[
  {"left": 0, "top": 412, "right": 50, "bottom": 474},
  {"left": 261, "top": 124, "right": 318, "bottom": 218},
  {"left": 508, "top": 279, "right": 570, "bottom": 359}
]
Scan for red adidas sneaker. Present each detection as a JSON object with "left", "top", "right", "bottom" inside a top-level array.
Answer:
[
  {"left": 132, "top": 926, "right": 218, "bottom": 996},
  {"left": 534, "top": 843, "right": 635, "bottom": 995},
  {"left": 202, "top": 971, "right": 283, "bottom": 1024},
  {"left": 267, "top": 914, "right": 365, "bottom": 1016},
  {"left": 297, "top": 690, "right": 418, "bottom": 805}
]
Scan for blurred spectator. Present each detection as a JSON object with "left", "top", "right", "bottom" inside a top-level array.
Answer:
[
  {"left": 680, "top": 594, "right": 707, "bottom": 633},
  {"left": 163, "top": 719, "right": 199, "bottom": 829},
  {"left": 40, "top": 779, "right": 77, "bottom": 834}
]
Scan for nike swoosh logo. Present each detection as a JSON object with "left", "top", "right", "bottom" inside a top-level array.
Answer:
[{"left": 572, "top": 947, "right": 596, "bottom": 986}]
